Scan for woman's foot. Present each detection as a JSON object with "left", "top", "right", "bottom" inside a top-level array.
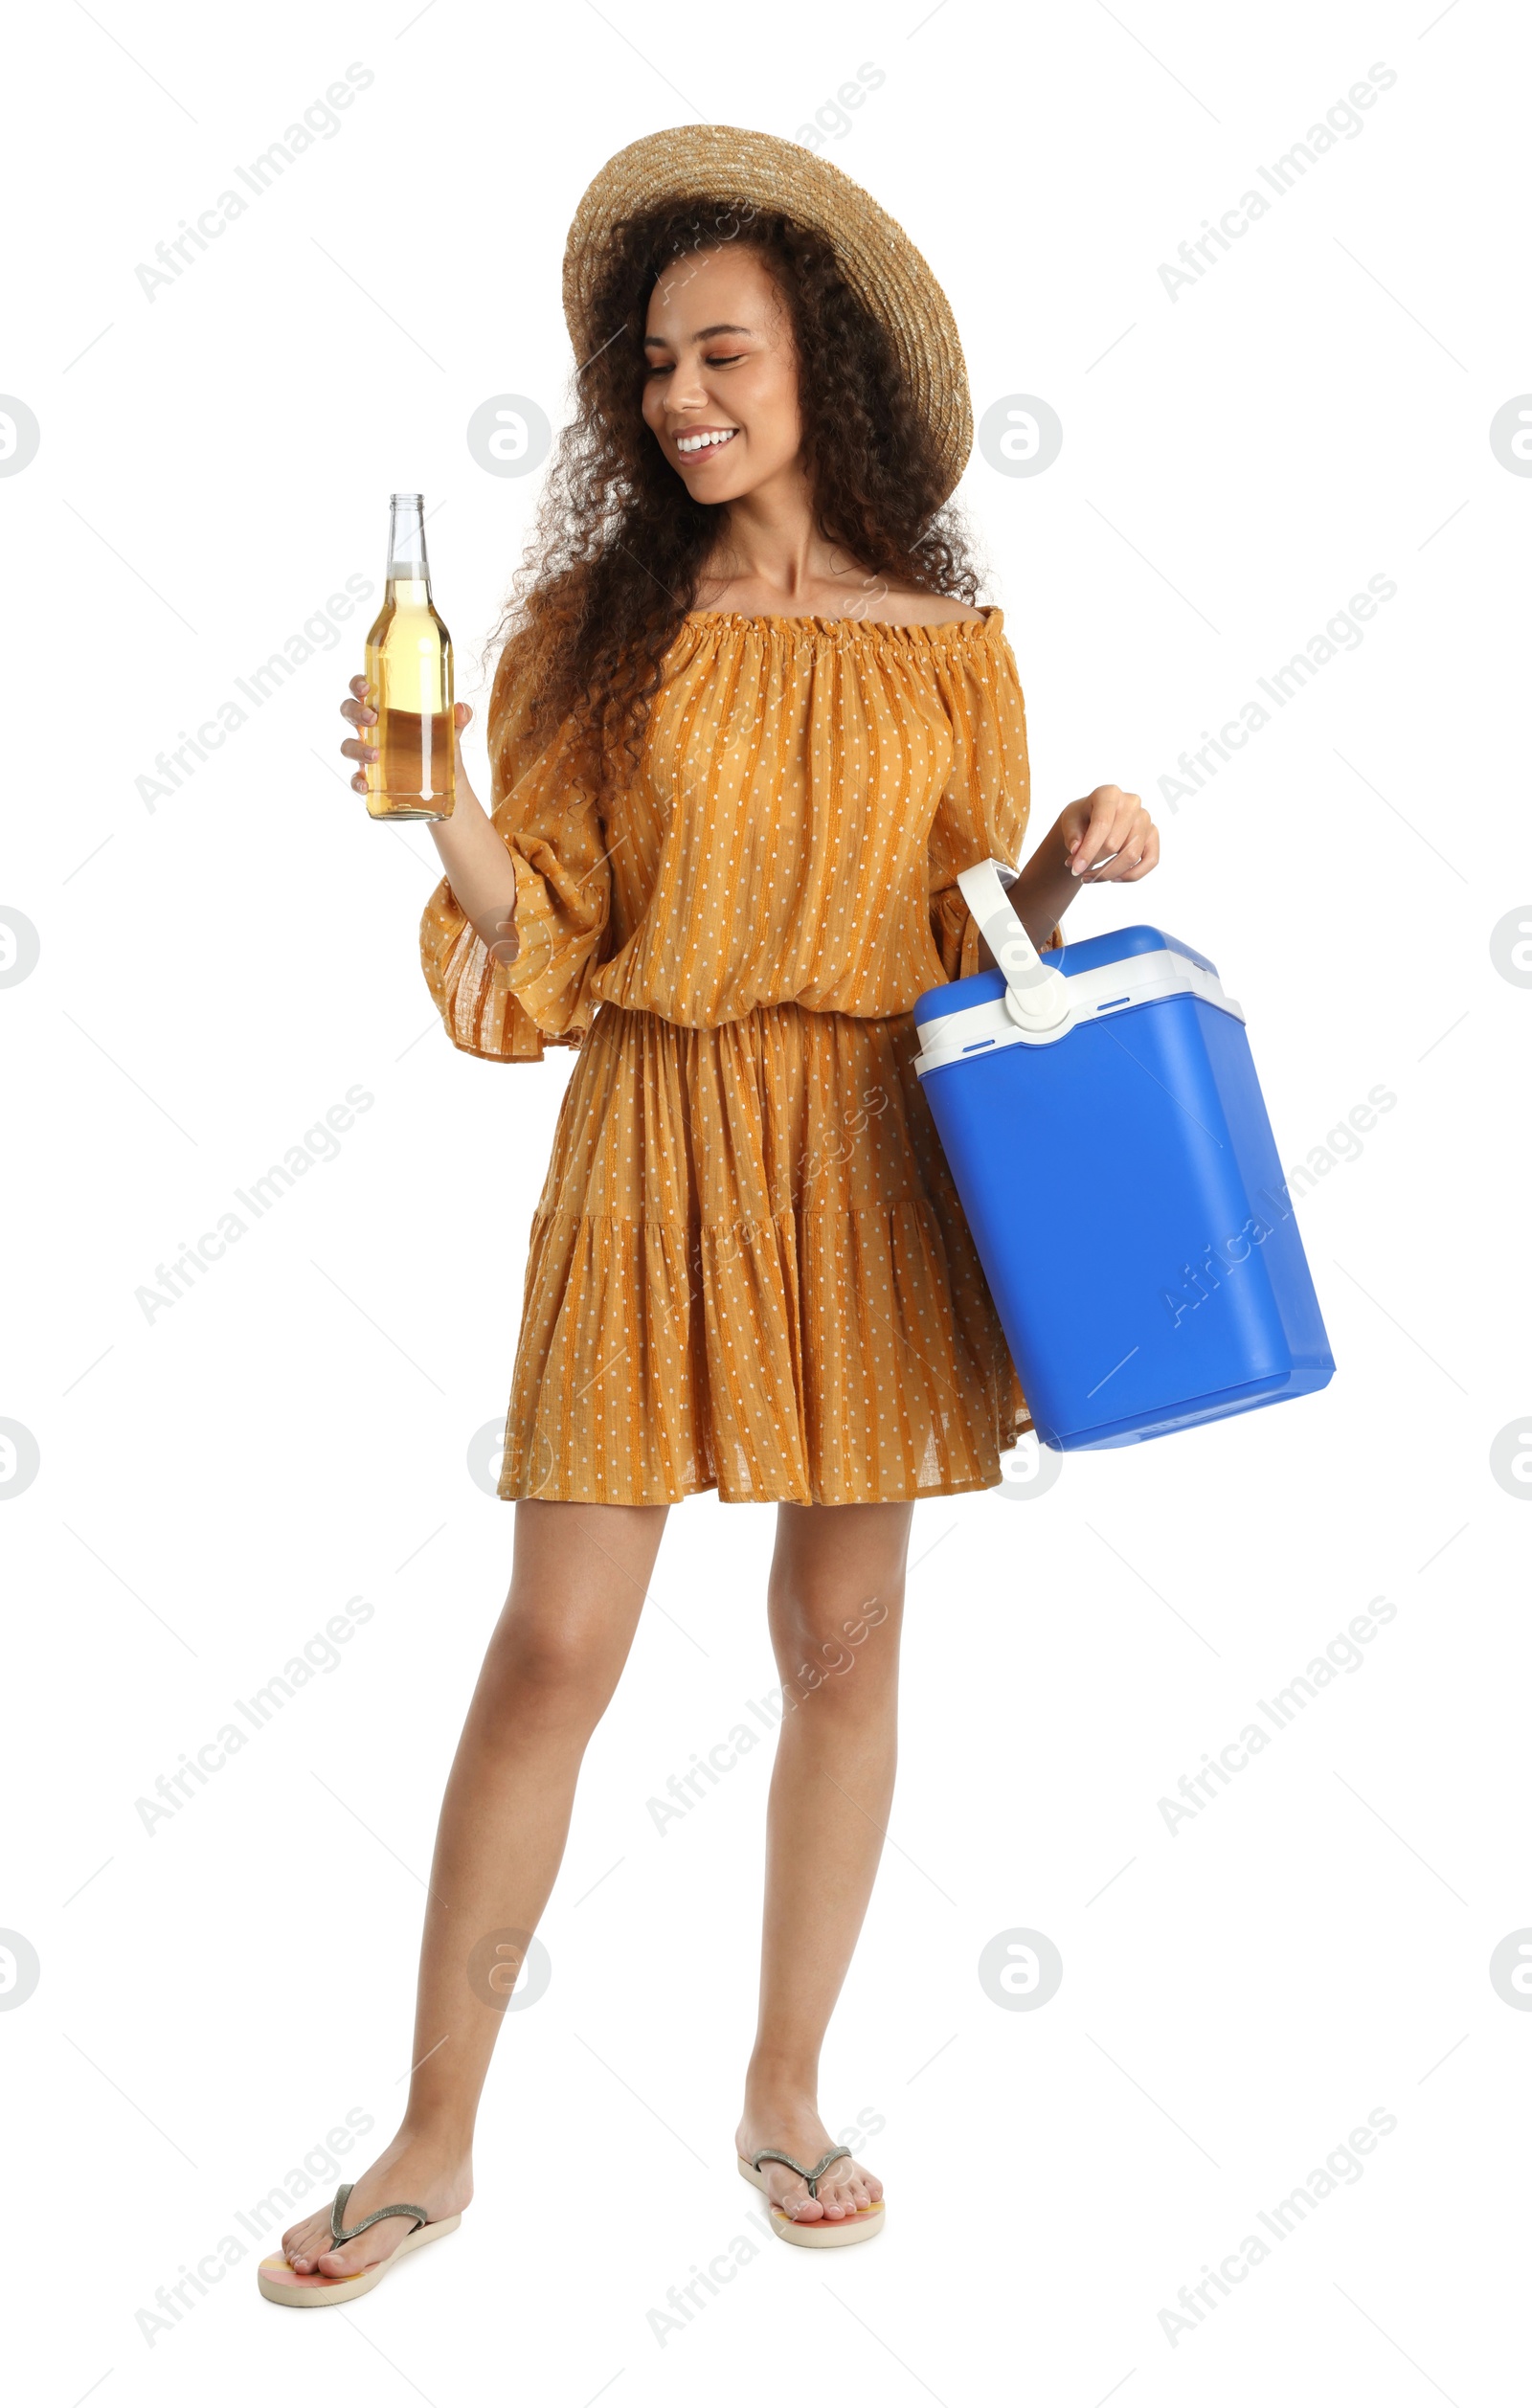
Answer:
[
  {"left": 280, "top": 2130, "right": 473, "bottom": 2280},
  {"left": 734, "top": 2093, "right": 882, "bottom": 2226}
]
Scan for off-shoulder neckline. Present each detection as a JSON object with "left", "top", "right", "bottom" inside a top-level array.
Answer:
[{"left": 681, "top": 604, "right": 1004, "bottom": 643}]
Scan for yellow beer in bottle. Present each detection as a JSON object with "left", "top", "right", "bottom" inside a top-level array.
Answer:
[{"left": 362, "top": 492, "right": 455, "bottom": 820}]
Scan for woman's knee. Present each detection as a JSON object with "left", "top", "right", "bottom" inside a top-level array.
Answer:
[
  {"left": 473, "top": 1497, "right": 663, "bottom": 1732},
  {"left": 767, "top": 1576, "right": 902, "bottom": 1702},
  {"left": 767, "top": 1503, "right": 910, "bottom": 1672},
  {"left": 477, "top": 1596, "right": 626, "bottom": 1730}
]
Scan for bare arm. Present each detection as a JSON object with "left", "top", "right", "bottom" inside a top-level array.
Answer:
[
  {"left": 1007, "top": 783, "right": 1160, "bottom": 952},
  {"left": 342, "top": 679, "right": 521, "bottom": 963}
]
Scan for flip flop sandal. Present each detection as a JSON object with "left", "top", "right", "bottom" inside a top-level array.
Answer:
[
  {"left": 257, "top": 2180, "right": 462, "bottom": 2307},
  {"left": 737, "top": 2144, "right": 886, "bottom": 2248}
]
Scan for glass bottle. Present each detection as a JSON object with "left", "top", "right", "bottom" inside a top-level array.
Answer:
[{"left": 362, "top": 493, "right": 455, "bottom": 820}]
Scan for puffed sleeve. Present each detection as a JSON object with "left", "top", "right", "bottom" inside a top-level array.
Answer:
[
  {"left": 927, "top": 619, "right": 1064, "bottom": 982},
  {"left": 419, "top": 638, "right": 613, "bottom": 1063}
]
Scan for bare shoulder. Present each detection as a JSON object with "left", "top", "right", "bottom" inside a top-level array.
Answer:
[{"left": 870, "top": 589, "right": 989, "bottom": 627}]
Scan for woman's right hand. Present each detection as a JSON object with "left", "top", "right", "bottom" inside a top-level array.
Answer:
[
  {"left": 343, "top": 678, "right": 519, "bottom": 964},
  {"left": 340, "top": 677, "right": 481, "bottom": 803}
]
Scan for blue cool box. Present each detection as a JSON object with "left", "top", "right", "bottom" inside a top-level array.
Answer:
[{"left": 913, "top": 864, "right": 1335, "bottom": 1451}]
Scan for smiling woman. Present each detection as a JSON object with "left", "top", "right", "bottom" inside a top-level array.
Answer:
[
  {"left": 492, "top": 192, "right": 981, "bottom": 788},
  {"left": 642, "top": 260, "right": 795, "bottom": 480},
  {"left": 286, "top": 121, "right": 1160, "bottom": 2318}
]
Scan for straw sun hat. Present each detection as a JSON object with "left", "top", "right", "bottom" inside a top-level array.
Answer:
[{"left": 562, "top": 124, "right": 974, "bottom": 498}]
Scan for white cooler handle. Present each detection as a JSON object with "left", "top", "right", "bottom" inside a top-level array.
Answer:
[{"left": 956, "top": 859, "right": 1072, "bottom": 1033}]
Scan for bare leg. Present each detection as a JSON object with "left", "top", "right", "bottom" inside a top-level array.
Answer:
[
  {"left": 734, "top": 1498, "right": 912, "bottom": 2226},
  {"left": 282, "top": 1497, "right": 667, "bottom": 2278}
]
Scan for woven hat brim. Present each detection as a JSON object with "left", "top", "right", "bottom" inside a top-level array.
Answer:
[{"left": 562, "top": 124, "right": 972, "bottom": 500}]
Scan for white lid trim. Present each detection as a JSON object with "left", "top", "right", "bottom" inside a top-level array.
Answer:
[{"left": 914, "top": 946, "right": 1244, "bottom": 1074}]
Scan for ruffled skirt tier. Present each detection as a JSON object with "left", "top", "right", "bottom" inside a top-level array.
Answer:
[{"left": 499, "top": 1001, "right": 1032, "bottom": 1505}]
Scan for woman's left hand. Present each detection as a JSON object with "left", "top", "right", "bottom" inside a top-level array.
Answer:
[
  {"left": 1056, "top": 785, "right": 1160, "bottom": 884},
  {"left": 1007, "top": 782, "right": 1161, "bottom": 952}
]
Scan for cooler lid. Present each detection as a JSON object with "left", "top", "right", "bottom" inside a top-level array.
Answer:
[
  {"left": 914, "top": 921, "right": 1242, "bottom": 1075},
  {"left": 915, "top": 865, "right": 1244, "bottom": 1069},
  {"left": 912, "top": 924, "right": 1220, "bottom": 1029}
]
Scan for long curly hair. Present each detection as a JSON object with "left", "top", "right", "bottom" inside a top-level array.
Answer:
[{"left": 489, "top": 198, "right": 980, "bottom": 791}]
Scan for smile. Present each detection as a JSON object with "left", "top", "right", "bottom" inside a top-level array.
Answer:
[{"left": 675, "top": 428, "right": 738, "bottom": 455}]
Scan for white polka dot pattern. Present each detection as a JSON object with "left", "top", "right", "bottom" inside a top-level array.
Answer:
[{"left": 418, "top": 609, "right": 1061, "bottom": 1504}]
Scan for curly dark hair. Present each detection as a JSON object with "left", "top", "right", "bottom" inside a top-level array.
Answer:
[{"left": 489, "top": 198, "right": 980, "bottom": 790}]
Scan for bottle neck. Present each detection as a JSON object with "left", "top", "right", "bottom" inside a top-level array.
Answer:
[{"left": 386, "top": 498, "right": 430, "bottom": 588}]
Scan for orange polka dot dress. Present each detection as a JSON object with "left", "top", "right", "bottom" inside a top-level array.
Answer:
[{"left": 419, "top": 607, "right": 1062, "bottom": 1506}]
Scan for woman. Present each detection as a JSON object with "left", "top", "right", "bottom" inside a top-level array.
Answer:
[{"left": 261, "top": 124, "right": 1158, "bottom": 2304}]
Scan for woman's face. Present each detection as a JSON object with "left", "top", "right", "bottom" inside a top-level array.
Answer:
[{"left": 640, "top": 244, "right": 803, "bottom": 503}]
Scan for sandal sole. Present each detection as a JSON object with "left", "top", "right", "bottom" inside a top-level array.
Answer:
[
  {"left": 737, "top": 2156, "right": 885, "bottom": 2247},
  {"left": 257, "top": 2214, "right": 462, "bottom": 2307}
]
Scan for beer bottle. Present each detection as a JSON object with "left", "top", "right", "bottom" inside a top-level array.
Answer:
[{"left": 362, "top": 493, "right": 455, "bottom": 820}]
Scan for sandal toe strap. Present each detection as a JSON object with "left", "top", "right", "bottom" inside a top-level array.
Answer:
[
  {"left": 750, "top": 2145, "right": 851, "bottom": 2199},
  {"left": 329, "top": 2182, "right": 431, "bottom": 2244}
]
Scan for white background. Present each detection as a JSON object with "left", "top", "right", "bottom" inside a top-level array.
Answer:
[{"left": 4, "top": 2, "right": 1527, "bottom": 2402}]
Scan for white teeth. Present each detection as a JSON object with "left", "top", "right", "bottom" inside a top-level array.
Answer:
[{"left": 677, "top": 429, "right": 736, "bottom": 453}]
